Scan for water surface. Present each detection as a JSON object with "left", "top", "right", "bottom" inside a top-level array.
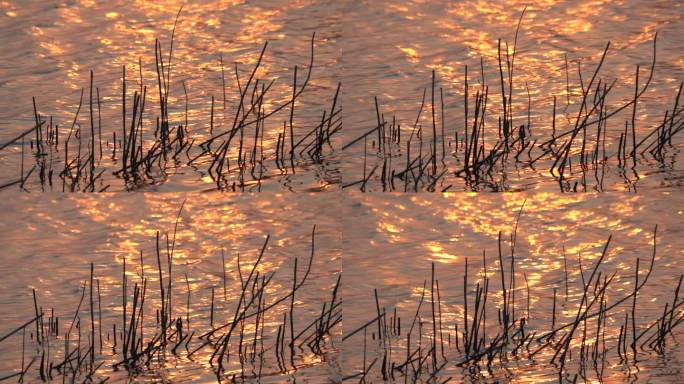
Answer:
[
  {"left": 0, "top": 193, "right": 341, "bottom": 382},
  {"left": 343, "top": 192, "right": 684, "bottom": 382},
  {"left": 341, "top": 0, "right": 684, "bottom": 191},
  {"left": 0, "top": 0, "right": 342, "bottom": 192}
]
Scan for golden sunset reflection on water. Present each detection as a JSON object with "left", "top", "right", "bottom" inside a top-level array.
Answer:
[
  {"left": 0, "top": 0, "right": 342, "bottom": 191},
  {"left": 344, "top": 191, "right": 684, "bottom": 382},
  {"left": 341, "top": 0, "right": 684, "bottom": 192},
  {"left": 2, "top": 0, "right": 684, "bottom": 382},
  {"left": 0, "top": 193, "right": 341, "bottom": 382}
]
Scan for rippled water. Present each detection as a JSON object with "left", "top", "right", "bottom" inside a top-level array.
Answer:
[
  {"left": 343, "top": 192, "right": 684, "bottom": 382},
  {"left": 2, "top": 1, "right": 684, "bottom": 384},
  {"left": 0, "top": 0, "right": 342, "bottom": 192},
  {"left": 341, "top": 0, "right": 684, "bottom": 191},
  {"left": 2, "top": 193, "right": 684, "bottom": 382},
  {"left": 3, "top": 1, "right": 684, "bottom": 191},
  {"left": 0, "top": 193, "right": 341, "bottom": 382}
]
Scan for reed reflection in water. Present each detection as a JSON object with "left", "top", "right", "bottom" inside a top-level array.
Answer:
[
  {"left": 0, "top": 0, "right": 342, "bottom": 192},
  {"left": 343, "top": 192, "right": 684, "bottom": 382},
  {"left": 341, "top": 0, "right": 684, "bottom": 192},
  {"left": 0, "top": 193, "right": 341, "bottom": 382}
]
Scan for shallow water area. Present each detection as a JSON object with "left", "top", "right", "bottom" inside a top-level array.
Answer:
[
  {"left": 342, "top": 192, "right": 684, "bottom": 382},
  {"left": 0, "top": 0, "right": 342, "bottom": 192},
  {"left": 3, "top": 1, "right": 684, "bottom": 383},
  {"left": 0, "top": 193, "right": 341, "bottom": 382},
  {"left": 341, "top": 0, "right": 684, "bottom": 192}
]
